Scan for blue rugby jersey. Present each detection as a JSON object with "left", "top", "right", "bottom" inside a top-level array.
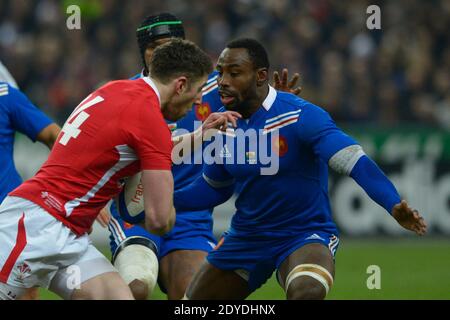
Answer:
[
  {"left": 0, "top": 83, "right": 53, "bottom": 202},
  {"left": 203, "top": 86, "right": 359, "bottom": 237}
]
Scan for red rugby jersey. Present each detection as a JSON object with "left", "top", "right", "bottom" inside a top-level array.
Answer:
[{"left": 11, "top": 77, "right": 172, "bottom": 235}]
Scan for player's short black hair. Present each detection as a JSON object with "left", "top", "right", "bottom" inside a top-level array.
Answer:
[
  {"left": 226, "top": 38, "right": 270, "bottom": 69},
  {"left": 150, "top": 38, "right": 213, "bottom": 85},
  {"left": 136, "top": 13, "right": 185, "bottom": 74}
]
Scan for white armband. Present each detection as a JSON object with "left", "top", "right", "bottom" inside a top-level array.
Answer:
[{"left": 328, "top": 145, "right": 365, "bottom": 175}]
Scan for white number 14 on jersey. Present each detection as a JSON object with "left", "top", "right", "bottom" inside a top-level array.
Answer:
[{"left": 59, "top": 94, "right": 104, "bottom": 146}]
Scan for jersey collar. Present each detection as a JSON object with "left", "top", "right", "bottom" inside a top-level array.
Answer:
[
  {"left": 142, "top": 76, "right": 161, "bottom": 105},
  {"left": 262, "top": 85, "right": 277, "bottom": 111}
]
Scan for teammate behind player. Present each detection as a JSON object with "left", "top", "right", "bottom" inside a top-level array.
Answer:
[
  {"left": 0, "top": 62, "right": 61, "bottom": 300},
  {"left": 175, "top": 38, "right": 428, "bottom": 300},
  {"left": 0, "top": 83, "right": 60, "bottom": 203},
  {"left": 0, "top": 39, "right": 215, "bottom": 300}
]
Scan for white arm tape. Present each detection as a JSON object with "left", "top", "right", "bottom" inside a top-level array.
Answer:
[
  {"left": 203, "top": 173, "right": 235, "bottom": 188},
  {"left": 328, "top": 145, "right": 365, "bottom": 175}
]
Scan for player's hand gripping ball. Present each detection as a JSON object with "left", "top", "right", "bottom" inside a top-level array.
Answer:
[{"left": 115, "top": 172, "right": 145, "bottom": 224}]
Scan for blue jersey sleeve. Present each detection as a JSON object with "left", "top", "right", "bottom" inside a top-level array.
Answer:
[
  {"left": 350, "top": 155, "right": 401, "bottom": 214},
  {"left": 297, "top": 101, "right": 401, "bottom": 214},
  {"left": 5, "top": 84, "right": 53, "bottom": 142},
  {"left": 297, "top": 103, "right": 358, "bottom": 163}
]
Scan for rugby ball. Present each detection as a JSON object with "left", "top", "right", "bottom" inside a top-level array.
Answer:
[{"left": 115, "top": 172, "right": 145, "bottom": 224}]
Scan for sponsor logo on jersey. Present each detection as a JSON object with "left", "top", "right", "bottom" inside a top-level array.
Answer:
[
  {"left": 195, "top": 102, "right": 211, "bottom": 121},
  {"left": 41, "top": 191, "right": 63, "bottom": 212}
]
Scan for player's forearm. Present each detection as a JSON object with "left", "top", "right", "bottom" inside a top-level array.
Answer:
[
  {"left": 349, "top": 155, "right": 401, "bottom": 214},
  {"left": 141, "top": 169, "right": 175, "bottom": 235},
  {"left": 36, "top": 123, "right": 61, "bottom": 149},
  {"left": 174, "top": 174, "right": 234, "bottom": 211}
]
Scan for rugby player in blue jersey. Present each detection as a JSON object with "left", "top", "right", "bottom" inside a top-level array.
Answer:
[
  {"left": 175, "top": 38, "right": 427, "bottom": 300},
  {"left": 0, "top": 65, "right": 61, "bottom": 300},
  {"left": 0, "top": 83, "right": 60, "bottom": 203},
  {"left": 104, "top": 14, "right": 303, "bottom": 300}
]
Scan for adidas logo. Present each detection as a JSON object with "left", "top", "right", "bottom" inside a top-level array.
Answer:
[
  {"left": 305, "top": 233, "right": 324, "bottom": 241},
  {"left": 219, "top": 144, "right": 232, "bottom": 158}
]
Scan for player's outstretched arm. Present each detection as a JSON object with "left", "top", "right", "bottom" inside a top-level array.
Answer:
[
  {"left": 272, "top": 68, "right": 302, "bottom": 96},
  {"left": 298, "top": 104, "right": 427, "bottom": 236},
  {"left": 348, "top": 154, "right": 427, "bottom": 236},
  {"left": 141, "top": 169, "right": 175, "bottom": 236}
]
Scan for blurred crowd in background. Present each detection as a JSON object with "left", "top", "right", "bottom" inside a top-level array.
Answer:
[{"left": 0, "top": 0, "right": 449, "bottom": 128}]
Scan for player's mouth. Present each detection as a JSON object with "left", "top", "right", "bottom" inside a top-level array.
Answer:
[{"left": 219, "top": 91, "right": 236, "bottom": 106}]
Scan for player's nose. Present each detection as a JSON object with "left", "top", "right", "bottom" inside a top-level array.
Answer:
[{"left": 217, "top": 73, "right": 230, "bottom": 89}]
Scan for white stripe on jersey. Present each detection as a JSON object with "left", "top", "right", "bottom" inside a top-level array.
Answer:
[
  {"left": 202, "top": 83, "right": 218, "bottom": 97},
  {"left": 265, "top": 109, "right": 302, "bottom": 126},
  {"left": 0, "top": 84, "right": 8, "bottom": 96},
  {"left": 262, "top": 117, "right": 299, "bottom": 134},
  {"left": 109, "top": 215, "right": 126, "bottom": 243},
  {"left": 64, "top": 145, "right": 138, "bottom": 217},
  {"left": 202, "top": 80, "right": 217, "bottom": 91},
  {"left": 206, "top": 74, "right": 218, "bottom": 85}
]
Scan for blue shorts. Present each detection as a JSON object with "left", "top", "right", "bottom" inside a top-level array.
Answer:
[
  {"left": 108, "top": 202, "right": 216, "bottom": 260},
  {"left": 207, "top": 229, "right": 339, "bottom": 292}
]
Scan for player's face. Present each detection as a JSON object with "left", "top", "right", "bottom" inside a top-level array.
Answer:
[
  {"left": 144, "top": 38, "right": 173, "bottom": 66},
  {"left": 216, "top": 48, "right": 259, "bottom": 112},
  {"left": 163, "top": 75, "right": 208, "bottom": 121}
]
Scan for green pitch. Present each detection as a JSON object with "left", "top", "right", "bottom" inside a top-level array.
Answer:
[{"left": 39, "top": 238, "right": 450, "bottom": 300}]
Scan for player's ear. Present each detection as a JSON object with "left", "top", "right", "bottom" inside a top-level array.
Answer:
[
  {"left": 256, "top": 68, "right": 269, "bottom": 87},
  {"left": 174, "top": 76, "right": 188, "bottom": 94}
]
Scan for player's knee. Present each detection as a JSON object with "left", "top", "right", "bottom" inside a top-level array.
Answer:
[
  {"left": 284, "top": 264, "right": 333, "bottom": 300},
  {"left": 287, "top": 278, "right": 326, "bottom": 300},
  {"left": 114, "top": 243, "right": 159, "bottom": 299},
  {"left": 129, "top": 279, "right": 150, "bottom": 300}
]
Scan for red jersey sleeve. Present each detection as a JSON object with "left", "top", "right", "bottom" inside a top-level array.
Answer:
[{"left": 124, "top": 95, "right": 173, "bottom": 170}]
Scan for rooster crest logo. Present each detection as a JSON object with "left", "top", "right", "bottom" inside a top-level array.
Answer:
[
  {"left": 195, "top": 103, "right": 211, "bottom": 121},
  {"left": 272, "top": 135, "right": 288, "bottom": 157}
]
